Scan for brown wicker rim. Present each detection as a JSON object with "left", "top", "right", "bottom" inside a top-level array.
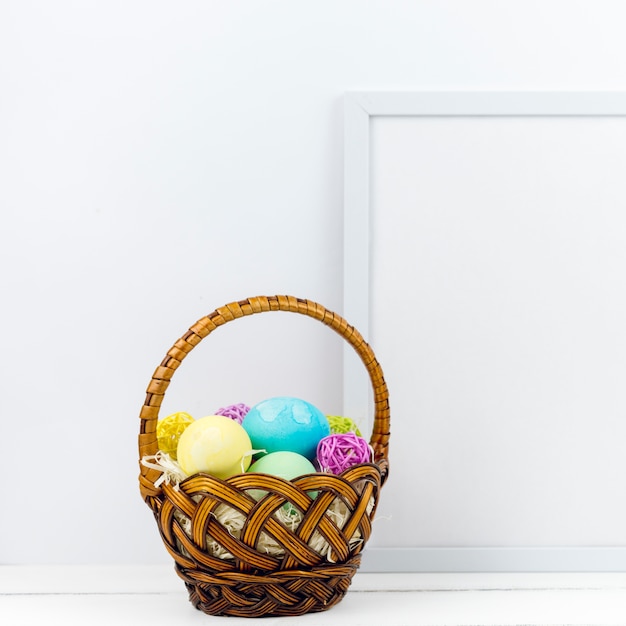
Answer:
[{"left": 139, "top": 295, "right": 390, "bottom": 502}]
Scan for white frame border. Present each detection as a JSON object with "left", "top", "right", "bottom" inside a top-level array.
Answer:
[{"left": 344, "top": 91, "right": 626, "bottom": 572}]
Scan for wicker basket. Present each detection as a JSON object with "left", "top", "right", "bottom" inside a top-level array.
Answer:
[{"left": 138, "top": 295, "right": 390, "bottom": 618}]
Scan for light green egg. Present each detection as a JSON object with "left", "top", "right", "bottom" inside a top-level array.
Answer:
[{"left": 247, "top": 451, "right": 318, "bottom": 511}]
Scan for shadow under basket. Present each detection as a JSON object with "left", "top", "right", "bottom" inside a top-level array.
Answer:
[{"left": 138, "top": 295, "right": 390, "bottom": 618}]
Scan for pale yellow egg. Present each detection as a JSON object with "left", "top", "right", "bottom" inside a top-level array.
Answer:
[{"left": 176, "top": 415, "right": 253, "bottom": 479}]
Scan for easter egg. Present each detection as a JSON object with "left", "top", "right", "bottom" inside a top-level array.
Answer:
[
  {"left": 247, "top": 451, "right": 317, "bottom": 504},
  {"left": 248, "top": 451, "right": 317, "bottom": 481},
  {"left": 156, "top": 412, "right": 194, "bottom": 460},
  {"left": 176, "top": 415, "right": 253, "bottom": 479},
  {"left": 242, "top": 396, "right": 331, "bottom": 461}
]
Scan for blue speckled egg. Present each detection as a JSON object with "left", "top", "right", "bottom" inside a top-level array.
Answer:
[{"left": 242, "top": 396, "right": 330, "bottom": 461}]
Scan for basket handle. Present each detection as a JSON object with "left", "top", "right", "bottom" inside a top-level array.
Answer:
[{"left": 138, "top": 295, "right": 390, "bottom": 500}]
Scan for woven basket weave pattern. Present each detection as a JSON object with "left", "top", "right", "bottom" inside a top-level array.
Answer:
[{"left": 138, "top": 295, "right": 390, "bottom": 617}]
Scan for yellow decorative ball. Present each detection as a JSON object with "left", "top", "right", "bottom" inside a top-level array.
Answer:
[
  {"left": 157, "top": 412, "right": 194, "bottom": 460},
  {"left": 327, "top": 415, "right": 362, "bottom": 437},
  {"left": 176, "top": 415, "right": 253, "bottom": 479}
]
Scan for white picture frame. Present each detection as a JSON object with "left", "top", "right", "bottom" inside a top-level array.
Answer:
[{"left": 345, "top": 91, "right": 626, "bottom": 572}]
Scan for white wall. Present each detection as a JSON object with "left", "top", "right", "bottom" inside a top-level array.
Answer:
[{"left": 2, "top": 0, "right": 626, "bottom": 565}]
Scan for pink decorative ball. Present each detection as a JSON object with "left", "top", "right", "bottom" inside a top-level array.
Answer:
[
  {"left": 215, "top": 403, "right": 250, "bottom": 425},
  {"left": 316, "top": 432, "right": 372, "bottom": 475}
]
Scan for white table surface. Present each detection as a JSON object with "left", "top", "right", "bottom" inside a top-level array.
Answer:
[{"left": 1, "top": 565, "right": 626, "bottom": 626}]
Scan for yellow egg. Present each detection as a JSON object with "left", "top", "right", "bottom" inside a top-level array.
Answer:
[
  {"left": 156, "top": 412, "right": 194, "bottom": 460},
  {"left": 176, "top": 415, "right": 253, "bottom": 479}
]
